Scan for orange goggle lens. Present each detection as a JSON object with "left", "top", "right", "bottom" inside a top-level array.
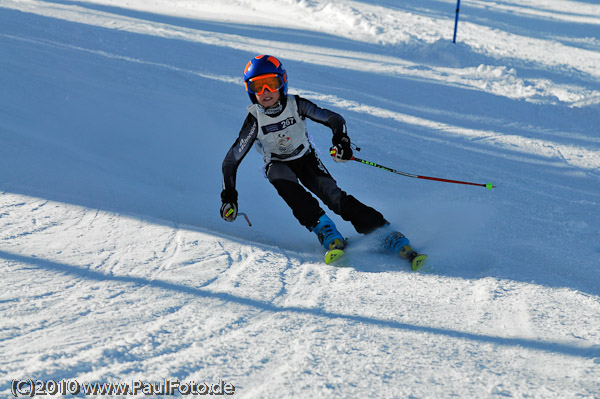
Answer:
[{"left": 247, "top": 74, "right": 283, "bottom": 95}]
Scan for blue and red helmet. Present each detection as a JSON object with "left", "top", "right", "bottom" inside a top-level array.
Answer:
[{"left": 243, "top": 55, "right": 288, "bottom": 103}]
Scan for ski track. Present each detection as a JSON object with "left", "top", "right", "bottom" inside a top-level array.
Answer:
[{"left": 1, "top": 0, "right": 600, "bottom": 397}]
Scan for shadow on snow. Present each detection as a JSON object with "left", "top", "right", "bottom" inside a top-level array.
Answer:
[{"left": 2, "top": 249, "right": 599, "bottom": 361}]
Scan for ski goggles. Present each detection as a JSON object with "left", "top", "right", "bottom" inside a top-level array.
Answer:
[{"left": 246, "top": 73, "right": 283, "bottom": 95}]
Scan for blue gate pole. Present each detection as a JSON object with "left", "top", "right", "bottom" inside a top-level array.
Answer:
[{"left": 452, "top": 0, "right": 461, "bottom": 43}]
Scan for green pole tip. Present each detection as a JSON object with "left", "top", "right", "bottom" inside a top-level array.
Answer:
[{"left": 486, "top": 183, "right": 493, "bottom": 190}]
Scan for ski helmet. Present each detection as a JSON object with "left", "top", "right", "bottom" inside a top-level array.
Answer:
[{"left": 243, "top": 55, "right": 288, "bottom": 103}]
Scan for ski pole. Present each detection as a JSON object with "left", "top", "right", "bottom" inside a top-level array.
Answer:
[
  {"left": 224, "top": 208, "right": 253, "bottom": 226},
  {"left": 238, "top": 212, "right": 252, "bottom": 227},
  {"left": 351, "top": 156, "right": 496, "bottom": 190}
]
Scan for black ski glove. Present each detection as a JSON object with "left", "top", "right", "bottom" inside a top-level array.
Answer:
[
  {"left": 220, "top": 188, "right": 238, "bottom": 222},
  {"left": 330, "top": 134, "right": 353, "bottom": 163}
]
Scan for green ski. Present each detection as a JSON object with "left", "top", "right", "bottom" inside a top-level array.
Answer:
[
  {"left": 409, "top": 252, "right": 428, "bottom": 271},
  {"left": 324, "top": 248, "right": 345, "bottom": 265},
  {"left": 324, "top": 242, "right": 428, "bottom": 270}
]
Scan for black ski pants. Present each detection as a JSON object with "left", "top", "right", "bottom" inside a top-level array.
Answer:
[{"left": 266, "top": 149, "right": 387, "bottom": 234}]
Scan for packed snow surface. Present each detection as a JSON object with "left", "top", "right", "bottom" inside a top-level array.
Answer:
[{"left": 1, "top": 0, "right": 599, "bottom": 397}]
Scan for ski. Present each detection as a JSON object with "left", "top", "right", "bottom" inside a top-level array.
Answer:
[
  {"left": 323, "top": 240, "right": 428, "bottom": 271},
  {"left": 324, "top": 237, "right": 348, "bottom": 266},
  {"left": 408, "top": 252, "right": 428, "bottom": 271},
  {"left": 324, "top": 248, "right": 345, "bottom": 265}
]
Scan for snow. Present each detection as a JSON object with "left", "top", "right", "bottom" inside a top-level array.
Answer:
[{"left": 1, "top": 0, "right": 599, "bottom": 397}]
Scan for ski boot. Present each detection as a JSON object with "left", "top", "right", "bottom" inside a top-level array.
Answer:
[
  {"left": 310, "top": 214, "right": 346, "bottom": 251},
  {"left": 383, "top": 231, "right": 427, "bottom": 271}
]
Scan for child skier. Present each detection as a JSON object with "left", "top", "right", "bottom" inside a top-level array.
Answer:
[{"left": 220, "top": 55, "right": 423, "bottom": 266}]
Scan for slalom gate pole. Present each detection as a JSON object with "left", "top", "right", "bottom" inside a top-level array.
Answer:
[
  {"left": 351, "top": 156, "right": 495, "bottom": 190},
  {"left": 452, "top": 0, "right": 461, "bottom": 43}
]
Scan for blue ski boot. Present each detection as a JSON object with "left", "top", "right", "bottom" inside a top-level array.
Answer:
[
  {"left": 310, "top": 214, "right": 345, "bottom": 250},
  {"left": 383, "top": 231, "right": 413, "bottom": 259},
  {"left": 383, "top": 230, "right": 427, "bottom": 271}
]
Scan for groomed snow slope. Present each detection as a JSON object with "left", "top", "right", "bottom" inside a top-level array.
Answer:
[{"left": 1, "top": 0, "right": 599, "bottom": 397}]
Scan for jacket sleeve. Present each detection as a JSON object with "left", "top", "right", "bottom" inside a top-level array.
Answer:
[
  {"left": 222, "top": 113, "right": 259, "bottom": 191},
  {"left": 295, "top": 95, "right": 347, "bottom": 137}
]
